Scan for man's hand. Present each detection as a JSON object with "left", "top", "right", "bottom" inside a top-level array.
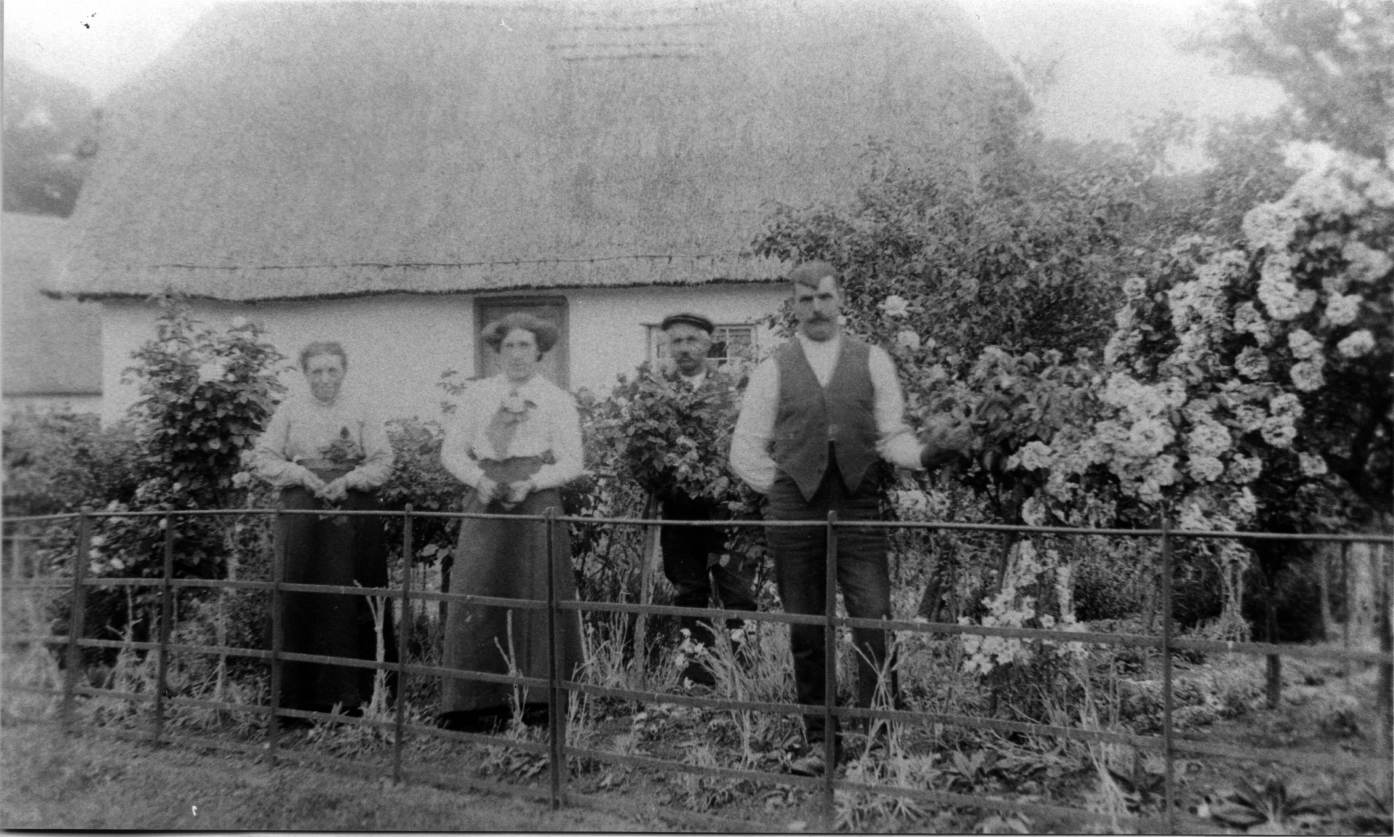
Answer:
[{"left": 919, "top": 415, "right": 973, "bottom": 469}]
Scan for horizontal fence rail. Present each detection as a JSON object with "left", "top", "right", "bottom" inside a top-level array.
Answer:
[{"left": 3, "top": 507, "right": 1391, "bottom": 833}]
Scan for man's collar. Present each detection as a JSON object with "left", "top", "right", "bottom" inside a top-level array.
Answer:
[{"left": 796, "top": 331, "right": 842, "bottom": 353}]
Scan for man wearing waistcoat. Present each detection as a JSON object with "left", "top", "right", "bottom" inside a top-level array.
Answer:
[
  {"left": 657, "top": 312, "right": 758, "bottom": 688},
  {"left": 730, "top": 261, "right": 970, "bottom": 775}
]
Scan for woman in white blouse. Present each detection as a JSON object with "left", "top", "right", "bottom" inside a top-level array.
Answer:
[
  {"left": 438, "top": 313, "right": 585, "bottom": 732},
  {"left": 248, "top": 342, "right": 396, "bottom": 726}
]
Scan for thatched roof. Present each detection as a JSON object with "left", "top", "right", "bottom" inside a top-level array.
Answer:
[
  {"left": 55, "top": 0, "right": 1026, "bottom": 301},
  {"left": 2, "top": 212, "right": 102, "bottom": 395}
]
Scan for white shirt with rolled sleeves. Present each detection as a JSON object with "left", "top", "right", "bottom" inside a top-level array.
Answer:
[{"left": 729, "top": 333, "right": 924, "bottom": 494}]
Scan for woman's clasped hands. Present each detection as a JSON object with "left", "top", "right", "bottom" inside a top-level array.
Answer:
[
  {"left": 300, "top": 468, "right": 354, "bottom": 503},
  {"left": 476, "top": 477, "right": 535, "bottom": 510}
]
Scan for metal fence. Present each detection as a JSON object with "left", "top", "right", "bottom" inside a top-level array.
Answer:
[{"left": 3, "top": 507, "right": 1391, "bottom": 832}]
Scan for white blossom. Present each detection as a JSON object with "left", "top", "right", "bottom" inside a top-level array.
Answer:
[
  {"left": 1187, "top": 422, "right": 1232, "bottom": 458},
  {"left": 880, "top": 295, "right": 910, "bottom": 318},
  {"left": 1324, "top": 293, "right": 1362, "bottom": 326},
  {"left": 196, "top": 359, "right": 227, "bottom": 384},
  {"left": 895, "top": 329, "right": 921, "bottom": 350},
  {"left": 1282, "top": 141, "right": 1337, "bottom": 173},
  {"left": 1233, "top": 346, "right": 1269, "bottom": 380},
  {"left": 1125, "top": 418, "right": 1174, "bottom": 458},
  {"left": 1286, "top": 329, "right": 1322, "bottom": 360},
  {"left": 1336, "top": 329, "right": 1375, "bottom": 358},
  {"left": 1269, "top": 392, "right": 1303, "bottom": 419},
  {"left": 1298, "top": 452, "right": 1328, "bottom": 477},
  {"left": 1011, "top": 440, "right": 1055, "bottom": 471},
  {"left": 1260, "top": 415, "right": 1297, "bottom": 448},
  {"left": 1343, "top": 241, "right": 1393, "bottom": 284},
  {"left": 1187, "top": 454, "right": 1224, "bottom": 483},
  {"left": 1241, "top": 203, "right": 1301, "bottom": 252},
  {"left": 1289, "top": 361, "right": 1325, "bottom": 392},
  {"left": 1257, "top": 265, "right": 1303, "bottom": 321},
  {"left": 1231, "top": 405, "right": 1266, "bottom": 434},
  {"left": 1227, "top": 454, "right": 1263, "bottom": 483},
  {"left": 1234, "top": 487, "right": 1258, "bottom": 519}
]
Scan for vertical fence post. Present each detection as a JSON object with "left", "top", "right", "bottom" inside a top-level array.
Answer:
[
  {"left": 822, "top": 511, "right": 838, "bottom": 828},
  {"left": 155, "top": 513, "right": 175, "bottom": 742},
  {"left": 393, "top": 504, "right": 413, "bottom": 785},
  {"left": 63, "top": 510, "right": 92, "bottom": 734},
  {"left": 545, "top": 506, "right": 566, "bottom": 810},
  {"left": 1341, "top": 541, "right": 1351, "bottom": 678},
  {"left": 267, "top": 509, "right": 285, "bottom": 762},
  {"left": 1160, "top": 513, "right": 1176, "bottom": 833},
  {"left": 1378, "top": 537, "right": 1393, "bottom": 791}
]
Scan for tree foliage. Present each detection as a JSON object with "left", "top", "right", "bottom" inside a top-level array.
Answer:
[
  {"left": 2, "top": 59, "right": 97, "bottom": 217},
  {"left": 1195, "top": 0, "right": 1393, "bottom": 161},
  {"left": 755, "top": 135, "right": 1156, "bottom": 359}
]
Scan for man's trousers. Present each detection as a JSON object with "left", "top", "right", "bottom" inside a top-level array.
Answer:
[
  {"left": 764, "top": 460, "right": 896, "bottom": 743},
  {"left": 660, "top": 492, "right": 757, "bottom": 644}
]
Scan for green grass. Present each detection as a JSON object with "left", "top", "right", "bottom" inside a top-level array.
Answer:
[{"left": 0, "top": 722, "right": 655, "bottom": 831}]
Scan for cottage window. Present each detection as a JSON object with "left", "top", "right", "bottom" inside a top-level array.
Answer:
[{"left": 647, "top": 323, "right": 757, "bottom": 370}]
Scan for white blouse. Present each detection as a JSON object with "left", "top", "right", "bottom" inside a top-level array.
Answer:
[
  {"left": 248, "top": 392, "right": 394, "bottom": 489},
  {"left": 440, "top": 373, "right": 584, "bottom": 491}
]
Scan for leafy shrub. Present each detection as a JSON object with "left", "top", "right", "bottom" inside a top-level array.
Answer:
[
  {"left": 2, "top": 410, "right": 141, "bottom": 516},
  {"left": 377, "top": 416, "right": 462, "bottom": 570}
]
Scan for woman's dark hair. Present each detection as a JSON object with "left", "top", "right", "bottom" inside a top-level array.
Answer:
[
  {"left": 481, "top": 313, "right": 559, "bottom": 359},
  {"left": 299, "top": 341, "right": 348, "bottom": 371}
]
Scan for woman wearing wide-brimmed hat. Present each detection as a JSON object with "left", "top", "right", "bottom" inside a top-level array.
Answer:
[
  {"left": 248, "top": 341, "right": 396, "bottom": 725},
  {"left": 438, "top": 313, "right": 585, "bottom": 732}
]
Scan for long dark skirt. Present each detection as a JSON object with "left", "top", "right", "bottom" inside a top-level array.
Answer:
[
  {"left": 441, "top": 461, "right": 584, "bottom": 719},
  {"left": 277, "top": 483, "right": 395, "bottom": 715}
]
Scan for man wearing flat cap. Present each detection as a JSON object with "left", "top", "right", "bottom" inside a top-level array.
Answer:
[
  {"left": 654, "top": 311, "right": 758, "bottom": 688},
  {"left": 730, "top": 261, "right": 971, "bottom": 775}
]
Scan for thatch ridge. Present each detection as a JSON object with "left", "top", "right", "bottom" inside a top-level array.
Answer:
[{"left": 56, "top": 0, "right": 1026, "bottom": 301}]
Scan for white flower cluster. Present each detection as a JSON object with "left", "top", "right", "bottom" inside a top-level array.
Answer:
[
  {"left": 960, "top": 541, "right": 1084, "bottom": 676},
  {"left": 1298, "top": 452, "right": 1328, "bottom": 478},
  {"left": 197, "top": 358, "right": 229, "bottom": 384},
  {"left": 1342, "top": 241, "right": 1392, "bottom": 285},
  {"left": 1231, "top": 302, "right": 1272, "bottom": 347},
  {"left": 880, "top": 294, "right": 910, "bottom": 318},
  {"left": 1323, "top": 293, "right": 1361, "bottom": 326},
  {"left": 1337, "top": 329, "right": 1376, "bottom": 358}
]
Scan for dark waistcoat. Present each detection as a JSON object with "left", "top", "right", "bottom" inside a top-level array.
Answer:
[{"left": 773, "top": 337, "right": 878, "bottom": 501}]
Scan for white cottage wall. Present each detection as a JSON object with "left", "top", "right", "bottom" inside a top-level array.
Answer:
[
  {"left": 98, "top": 283, "right": 788, "bottom": 426},
  {"left": 99, "top": 295, "right": 476, "bottom": 426}
]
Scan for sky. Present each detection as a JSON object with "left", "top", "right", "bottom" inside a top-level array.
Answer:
[{"left": 4, "top": 0, "right": 1286, "bottom": 148}]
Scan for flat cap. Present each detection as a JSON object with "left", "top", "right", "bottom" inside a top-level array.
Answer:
[{"left": 660, "top": 312, "right": 715, "bottom": 333}]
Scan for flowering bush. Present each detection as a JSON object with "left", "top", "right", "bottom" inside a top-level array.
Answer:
[{"left": 1035, "top": 145, "right": 1392, "bottom": 534}]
